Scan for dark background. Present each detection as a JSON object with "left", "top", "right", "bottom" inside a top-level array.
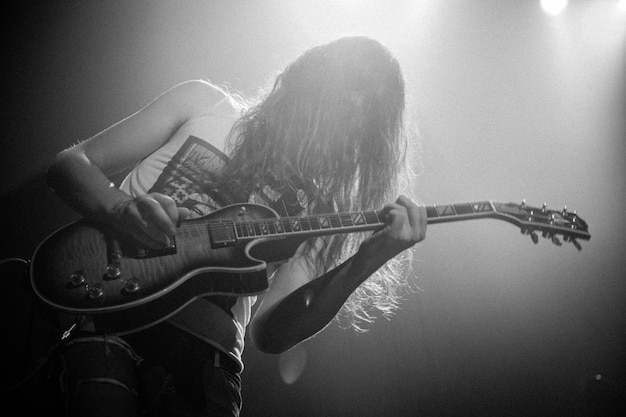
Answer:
[{"left": 2, "top": 1, "right": 625, "bottom": 416}]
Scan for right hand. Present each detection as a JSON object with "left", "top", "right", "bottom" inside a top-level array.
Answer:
[{"left": 111, "top": 192, "right": 190, "bottom": 249}]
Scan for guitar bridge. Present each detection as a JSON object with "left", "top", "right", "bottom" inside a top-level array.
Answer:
[{"left": 133, "top": 236, "right": 177, "bottom": 258}]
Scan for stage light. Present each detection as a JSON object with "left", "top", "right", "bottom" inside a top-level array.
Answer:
[{"left": 540, "top": 0, "right": 568, "bottom": 16}]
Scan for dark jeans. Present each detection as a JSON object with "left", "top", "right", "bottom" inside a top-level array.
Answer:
[{"left": 54, "top": 322, "right": 242, "bottom": 417}]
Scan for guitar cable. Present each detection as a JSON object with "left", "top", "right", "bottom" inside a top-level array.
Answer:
[
  {"left": 3, "top": 314, "right": 86, "bottom": 393},
  {"left": 1, "top": 256, "right": 85, "bottom": 393}
]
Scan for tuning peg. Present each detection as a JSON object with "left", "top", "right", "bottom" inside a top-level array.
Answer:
[
  {"left": 551, "top": 236, "right": 562, "bottom": 246},
  {"left": 563, "top": 235, "right": 582, "bottom": 251},
  {"left": 562, "top": 205, "right": 567, "bottom": 216},
  {"left": 521, "top": 228, "right": 539, "bottom": 244},
  {"left": 530, "top": 232, "right": 539, "bottom": 244},
  {"left": 542, "top": 202, "right": 547, "bottom": 213},
  {"left": 520, "top": 199, "right": 526, "bottom": 208}
]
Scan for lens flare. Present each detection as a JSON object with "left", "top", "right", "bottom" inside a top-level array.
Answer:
[{"left": 540, "top": 0, "right": 568, "bottom": 16}]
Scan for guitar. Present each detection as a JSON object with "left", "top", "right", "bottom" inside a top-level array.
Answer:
[{"left": 30, "top": 200, "right": 590, "bottom": 334}]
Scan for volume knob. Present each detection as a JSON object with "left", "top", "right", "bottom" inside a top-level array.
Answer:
[
  {"left": 124, "top": 278, "right": 141, "bottom": 293},
  {"left": 106, "top": 263, "right": 121, "bottom": 279},
  {"left": 70, "top": 271, "right": 86, "bottom": 286},
  {"left": 87, "top": 284, "right": 104, "bottom": 300}
]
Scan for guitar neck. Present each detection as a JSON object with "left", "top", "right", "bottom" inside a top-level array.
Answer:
[
  {"left": 232, "top": 201, "right": 497, "bottom": 241},
  {"left": 210, "top": 199, "right": 589, "bottom": 249}
]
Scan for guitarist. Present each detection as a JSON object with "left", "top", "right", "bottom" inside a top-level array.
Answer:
[{"left": 45, "top": 36, "right": 427, "bottom": 417}]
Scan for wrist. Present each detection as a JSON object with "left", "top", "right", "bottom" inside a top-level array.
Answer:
[
  {"left": 95, "top": 187, "right": 133, "bottom": 225},
  {"left": 355, "top": 233, "right": 409, "bottom": 277}
]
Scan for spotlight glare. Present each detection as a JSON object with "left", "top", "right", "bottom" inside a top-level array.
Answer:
[{"left": 540, "top": 0, "right": 568, "bottom": 16}]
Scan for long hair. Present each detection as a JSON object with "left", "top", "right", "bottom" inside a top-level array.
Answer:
[{"left": 223, "top": 36, "right": 419, "bottom": 330}]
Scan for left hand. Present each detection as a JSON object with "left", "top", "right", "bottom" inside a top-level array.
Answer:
[{"left": 360, "top": 195, "right": 427, "bottom": 260}]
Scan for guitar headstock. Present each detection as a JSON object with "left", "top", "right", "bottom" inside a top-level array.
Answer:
[{"left": 493, "top": 200, "right": 590, "bottom": 250}]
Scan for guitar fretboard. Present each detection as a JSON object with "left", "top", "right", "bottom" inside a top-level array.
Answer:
[
  {"left": 425, "top": 201, "right": 495, "bottom": 223},
  {"left": 234, "top": 211, "right": 383, "bottom": 239},
  {"left": 207, "top": 201, "right": 499, "bottom": 248},
  {"left": 231, "top": 201, "right": 497, "bottom": 238}
]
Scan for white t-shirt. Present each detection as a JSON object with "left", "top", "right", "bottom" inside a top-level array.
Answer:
[{"left": 119, "top": 93, "right": 253, "bottom": 370}]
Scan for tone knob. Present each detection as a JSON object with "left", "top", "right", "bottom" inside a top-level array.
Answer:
[
  {"left": 124, "top": 278, "right": 140, "bottom": 293},
  {"left": 87, "top": 284, "right": 104, "bottom": 300},
  {"left": 70, "top": 271, "right": 86, "bottom": 286},
  {"left": 106, "top": 263, "right": 121, "bottom": 279}
]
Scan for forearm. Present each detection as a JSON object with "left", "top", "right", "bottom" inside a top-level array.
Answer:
[
  {"left": 250, "top": 247, "right": 388, "bottom": 354},
  {"left": 47, "top": 149, "right": 131, "bottom": 223}
]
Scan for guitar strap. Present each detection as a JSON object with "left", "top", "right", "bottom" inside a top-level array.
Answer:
[{"left": 163, "top": 299, "right": 244, "bottom": 372}]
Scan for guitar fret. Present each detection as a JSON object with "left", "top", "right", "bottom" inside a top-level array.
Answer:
[
  {"left": 436, "top": 204, "right": 456, "bottom": 216},
  {"left": 299, "top": 218, "right": 312, "bottom": 231},
  {"left": 364, "top": 211, "right": 380, "bottom": 224},
  {"left": 471, "top": 201, "right": 493, "bottom": 213},
  {"left": 426, "top": 206, "right": 439, "bottom": 218},
  {"left": 352, "top": 212, "right": 366, "bottom": 225},
  {"left": 329, "top": 214, "right": 342, "bottom": 228},
  {"left": 318, "top": 216, "right": 331, "bottom": 229},
  {"left": 340, "top": 213, "right": 355, "bottom": 227},
  {"left": 309, "top": 217, "right": 321, "bottom": 230},
  {"left": 452, "top": 203, "right": 474, "bottom": 215}
]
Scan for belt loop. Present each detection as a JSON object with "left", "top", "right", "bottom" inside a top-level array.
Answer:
[{"left": 214, "top": 350, "right": 221, "bottom": 368}]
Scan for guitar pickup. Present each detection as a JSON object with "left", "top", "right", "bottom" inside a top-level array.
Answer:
[{"left": 209, "top": 221, "right": 237, "bottom": 248}]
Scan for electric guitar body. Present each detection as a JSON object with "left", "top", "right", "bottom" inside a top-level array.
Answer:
[{"left": 30, "top": 204, "right": 298, "bottom": 333}]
